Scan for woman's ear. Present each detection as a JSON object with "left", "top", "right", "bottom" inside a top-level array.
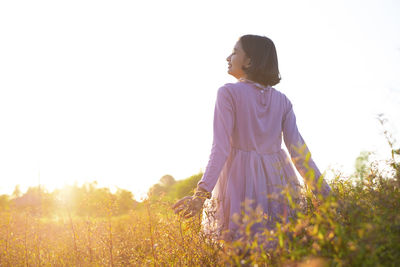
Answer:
[{"left": 244, "top": 57, "right": 251, "bottom": 68}]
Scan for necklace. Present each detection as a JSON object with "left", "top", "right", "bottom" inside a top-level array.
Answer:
[
  {"left": 238, "top": 78, "right": 271, "bottom": 106},
  {"left": 238, "top": 78, "right": 270, "bottom": 91}
]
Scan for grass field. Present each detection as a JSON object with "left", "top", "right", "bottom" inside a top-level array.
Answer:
[{"left": 1, "top": 132, "right": 399, "bottom": 266}]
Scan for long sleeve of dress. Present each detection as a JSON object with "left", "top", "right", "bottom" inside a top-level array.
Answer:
[
  {"left": 282, "top": 101, "right": 332, "bottom": 197},
  {"left": 197, "top": 86, "right": 235, "bottom": 193}
]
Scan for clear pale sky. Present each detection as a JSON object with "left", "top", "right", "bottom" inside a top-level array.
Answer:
[{"left": 1, "top": 0, "right": 399, "bottom": 200}]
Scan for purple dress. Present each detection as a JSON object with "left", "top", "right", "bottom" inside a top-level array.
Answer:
[{"left": 197, "top": 80, "right": 331, "bottom": 241}]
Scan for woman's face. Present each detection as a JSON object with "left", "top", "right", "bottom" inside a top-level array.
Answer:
[{"left": 226, "top": 40, "right": 251, "bottom": 80}]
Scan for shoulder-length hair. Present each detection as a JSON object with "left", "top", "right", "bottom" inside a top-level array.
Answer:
[{"left": 239, "top": 35, "right": 281, "bottom": 86}]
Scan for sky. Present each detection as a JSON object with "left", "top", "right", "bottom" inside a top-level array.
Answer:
[{"left": 0, "top": 0, "right": 399, "bottom": 200}]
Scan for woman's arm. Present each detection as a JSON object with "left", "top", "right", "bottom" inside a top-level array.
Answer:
[
  {"left": 197, "top": 85, "right": 235, "bottom": 194},
  {"left": 173, "top": 85, "right": 234, "bottom": 217},
  {"left": 282, "top": 100, "right": 331, "bottom": 198}
]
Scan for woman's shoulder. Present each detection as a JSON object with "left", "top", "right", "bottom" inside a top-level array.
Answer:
[
  {"left": 220, "top": 82, "right": 289, "bottom": 99},
  {"left": 272, "top": 87, "right": 291, "bottom": 102},
  {"left": 214, "top": 82, "right": 240, "bottom": 99},
  {"left": 218, "top": 82, "right": 240, "bottom": 91},
  {"left": 271, "top": 88, "right": 293, "bottom": 110},
  {"left": 217, "top": 81, "right": 255, "bottom": 94}
]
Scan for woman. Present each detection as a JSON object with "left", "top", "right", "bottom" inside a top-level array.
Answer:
[{"left": 173, "top": 34, "right": 331, "bottom": 241}]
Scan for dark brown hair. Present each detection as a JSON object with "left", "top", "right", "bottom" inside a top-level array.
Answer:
[{"left": 239, "top": 35, "right": 281, "bottom": 86}]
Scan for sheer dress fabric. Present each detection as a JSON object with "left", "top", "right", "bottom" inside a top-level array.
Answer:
[{"left": 197, "top": 80, "right": 331, "bottom": 241}]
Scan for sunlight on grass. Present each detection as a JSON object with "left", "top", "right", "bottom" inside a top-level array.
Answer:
[{"left": 0, "top": 121, "right": 399, "bottom": 265}]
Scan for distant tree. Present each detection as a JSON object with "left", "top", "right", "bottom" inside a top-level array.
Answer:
[
  {"left": 148, "top": 183, "right": 166, "bottom": 198},
  {"left": 13, "top": 186, "right": 55, "bottom": 216},
  {"left": 79, "top": 185, "right": 114, "bottom": 217},
  {"left": 354, "top": 151, "right": 371, "bottom": 179},
  {"left": 54, "top": 182, "right": 138, "bottom": 217},
  {"left": 172, "top": 173, "right": 203, "bottom": 199},
  {"left": 115, "top": 188, "right": 138, "bottom": 214},
  {"left": 12, "top": 185, "right": 21, "bottom": 198},
  {"left": 147, "top": 172, "right": 203, "bottom": 201},
  {"left": 159, "top": 175, "right": 176, "bottom": 187},
  {"left": 147, "top": 175, "right": 176, "bottom": 198}
]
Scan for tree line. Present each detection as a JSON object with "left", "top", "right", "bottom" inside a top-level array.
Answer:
[{"left": 0, "top": 173, "right": 203, "bottom": 217}]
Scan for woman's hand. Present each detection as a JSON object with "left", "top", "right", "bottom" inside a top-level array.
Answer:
[
  {"left": 172, "top": 186, "right": 211, "bottom": 219},
  {"left": 172, "top": 196, "right": 205, "bottom": 219}
]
